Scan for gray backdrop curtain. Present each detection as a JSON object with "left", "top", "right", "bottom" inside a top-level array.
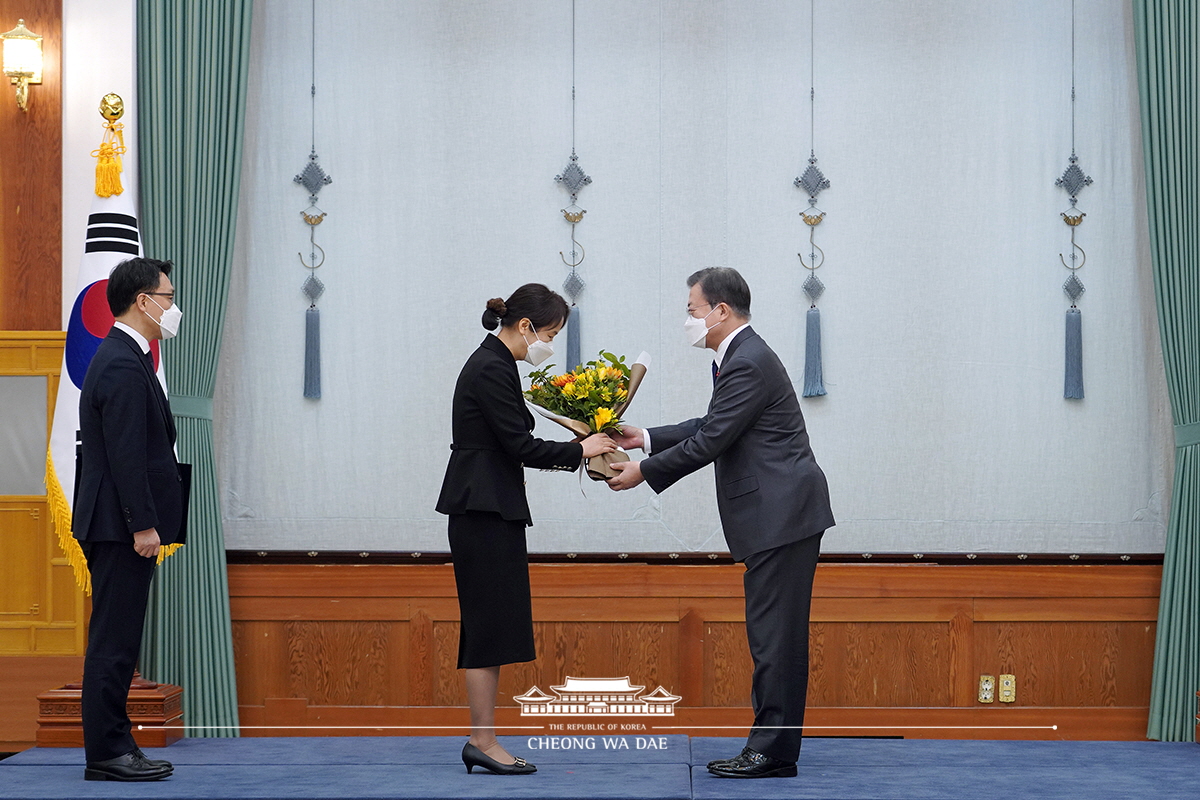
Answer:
[
  {"left": 1135, "top": 0, "right": 1200, "bottom": 742},
  {"left": 136, "top": 0, "right": 254, "bottom": 737}
]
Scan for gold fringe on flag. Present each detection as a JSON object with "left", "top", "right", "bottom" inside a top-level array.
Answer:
[
  {"left": 46, "top": 447, "right": 185, "bottom": 596},
  {"left": 46, "top": 446, "right": 91, "bottom": 594}
]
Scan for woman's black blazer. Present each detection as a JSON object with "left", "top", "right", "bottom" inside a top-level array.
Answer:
[{"left": 436, "top": 335, "right": 582, "bottom": 525}]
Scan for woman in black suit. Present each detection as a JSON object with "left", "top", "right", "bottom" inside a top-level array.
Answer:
[{"left": 436, "top": 283, "right": 615, "bottom": 775}]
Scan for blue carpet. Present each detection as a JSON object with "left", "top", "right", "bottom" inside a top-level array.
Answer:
[
  {"left": 1, "top": 736, "right": 1195, "bottom": 800},
  {"left": 5, "top": 735, "right": 687, "bottom": 767},
  {"left": 692, "top": 737, "right": 1200, "bottom": 800}
]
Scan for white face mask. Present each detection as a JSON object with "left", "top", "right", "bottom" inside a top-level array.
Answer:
[
  {"left": 523, "top": 323, "right": 554, "bottom": 366},
  {"left": 683, "top": 305, "right": 717, "bottom": 348},
  {"left": 145, "top": 296, "right": 183, "bottom": 340}
]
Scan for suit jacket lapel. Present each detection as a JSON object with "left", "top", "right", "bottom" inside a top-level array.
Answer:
[
  {"left": 110, "top": 328, "right": 176, "bottom": 444},
  {"left": 705, "top": 327, "right": 757, "bottom": 418}
]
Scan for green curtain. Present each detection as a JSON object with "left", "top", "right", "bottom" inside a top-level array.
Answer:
[
  {"left": 136, "top": 0, "right": 254, "bottom": 737},
  {"left": 1135, "top": 1, "right": 1200, "bottom": 743}
]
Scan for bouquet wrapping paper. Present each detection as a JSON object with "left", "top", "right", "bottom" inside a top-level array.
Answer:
[{"left": 527, "top": 352, "right": 650, "bottom": 480}]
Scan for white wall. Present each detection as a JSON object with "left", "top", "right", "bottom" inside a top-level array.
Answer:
[
  {"left": 62, "top": 0, "right": 138, "bottom": 325},
  {"left": 209, "top": 0, "right": 1167, "bottom": 554}
]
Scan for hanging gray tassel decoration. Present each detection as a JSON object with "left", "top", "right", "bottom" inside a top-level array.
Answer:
[
  {"left": 296, "top": 5, "right": 332, "bottom": 400},
  {"left": 1064, "top": 307, "right": 1083, "bottom": 399},
  {"left": 796, "top": 3, "right": 830, "bottom": 399},
  {"left": 803, "top": 305, "right": 826, "bottom": 397},
  {"left": 1056, "top": 3, "right": 1091, "bottom": 401},
  {"left": 304, "top": 305, "right": 321, "bottom": 399},
  {"left": 557, "top": 2, "right": 590, "bottom": 373},
  {"left": 566, "top": 304, "right": 581, "bottom": 371},
  {"left": 301, "top": 272, "right": 324, "bottom": 399}
]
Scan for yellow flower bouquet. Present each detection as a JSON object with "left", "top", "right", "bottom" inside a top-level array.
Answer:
[{"left": 526, "top": 350, "right": 650, "bottom": 480}]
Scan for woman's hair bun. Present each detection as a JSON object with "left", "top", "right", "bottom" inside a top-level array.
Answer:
[{"left": 481, "top": 297, "right": 508, "bottom": 330}]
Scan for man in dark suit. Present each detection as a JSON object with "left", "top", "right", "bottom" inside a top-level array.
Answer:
[
  {"left": 74, "top": 257, "right": 185, "bottom": 782},
  {"left": 608, "top": 267, "right": 834, "bottom": 779}
]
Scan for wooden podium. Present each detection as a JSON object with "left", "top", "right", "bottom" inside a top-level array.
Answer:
[{"left": 36, "top": 673, "right": 183, "bottom": 748}]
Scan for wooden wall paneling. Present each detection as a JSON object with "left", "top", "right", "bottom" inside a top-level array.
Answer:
[
  {"left": 973, "top": 597, "right": 1161, "bottom": 621},
  {"left": 533, "top": 622, "right": 616, "bottom": 693},
  {"left": 0, "top": 502, "right": 45, "bottom": 632},
  {"left": 811, "top": 564, "right": 1162, "bottom": 598},
  {"left": 948, "top": 609, "right": 975, "bottom": 707},
  {"left": 406, "top": 610, "right": 432, "bottom": 705},
  {"left": 225, "top": 563, "right": 1162, "bottom": 741},
  {"left": 808, "top": 622, "right": 952, "bottom": 707},
  {"left": 384, "top": 618, "right": 409, "bottom": 706},
  {"left": 282, "top": 620, "right": 396, "bottom": 706},
  {"left": 504, "top": 658, "right": 542, "bottom": 708},
  {"left": 231, "top": 596, "right": 408, "bottom": 621},
  {"left": 812, "top": 597, "right": 970, "bottom": 622},
  {"left": 612, "top": 621, "right": 678, "bottom": 693},
  {"left": 677, "top": 609, "right": 704, "bottom": 706},
  {"left": 703, "top": 622, "right": 752, "bottom": 707},
  {"left": 529, "top": 596, "right": 679, "bottom": 622},
  {"left": 228, "top": 564, "right": 460, "bottom": 598},
  {"left": 233, "top": 563, "right": 1168, "bottom": 602},
  {"left": 0, "top": 335, "right": 83, "bottom": 659},
  {"left": 430, "top": 621, "right": 461, "bottom": 705},
  {"left": 973, "top": 622, "right": 1155, "bottom": 707},
  {"left": 530, "top": 564, "right": 745, "bottom": 599},
  {"left": 231, "top": 621, "right": 290, "bottom": 707},
  {"left": 0, "top": 0, "right": 62, "bottom": 331}
]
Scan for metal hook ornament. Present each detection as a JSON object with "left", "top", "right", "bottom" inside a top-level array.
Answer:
[
  {"left": 798, "top": 228, "right": 825, "bottom": 271},
  {"left": 560, "top": 227, "right": 585, "bottom": 268},
  {"left": 1059, "top": 224, "right": 1086, "bottom": 271},
  {"left": 299, "top": 239, "right": 325, "bottom": 269}
]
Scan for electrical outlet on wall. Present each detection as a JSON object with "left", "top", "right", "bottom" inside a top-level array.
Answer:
[
  {"left": 978, "top": 675, "right": 995, "bottom": 703},
  {"left": 998, "top": 674, "right": 1016, "bottom": 703}
]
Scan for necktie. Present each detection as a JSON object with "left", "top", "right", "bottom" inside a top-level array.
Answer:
[{"left": 712, "top": 361, "right": 719, "bottom": 386}]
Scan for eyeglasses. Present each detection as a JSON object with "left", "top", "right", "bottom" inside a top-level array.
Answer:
[
  {"left": 686, "top": 302, "right": 714, "bottom": 315},
  {"left": 144, "top": 292, "right": 175, "bottom": 302}
]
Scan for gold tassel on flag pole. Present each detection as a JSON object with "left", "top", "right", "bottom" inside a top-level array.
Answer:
[{"left": 92, "top": 93, "right": 126, "bottom": 197}]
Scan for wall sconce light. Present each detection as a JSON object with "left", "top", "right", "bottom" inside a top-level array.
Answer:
[{"left": 2, "top": 19, "right": 43, "bottom": 112}]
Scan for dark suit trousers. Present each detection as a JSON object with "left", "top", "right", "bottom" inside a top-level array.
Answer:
[
  {"left": 80, "top": 541, "right": 157, "bottom": 762},
  {"left": 743, "top": 531, "right": 823, "bottom": 763}
]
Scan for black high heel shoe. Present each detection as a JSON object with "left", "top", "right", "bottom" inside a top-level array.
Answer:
[{"left": 461, "top": 742, "right": 537, "bottom": 775}]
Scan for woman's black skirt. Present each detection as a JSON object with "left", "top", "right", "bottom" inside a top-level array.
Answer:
[{"left": 447, "top": 510, "right": 536, "bottom": 668}]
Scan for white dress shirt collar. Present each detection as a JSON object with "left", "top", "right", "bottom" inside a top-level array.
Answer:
[
  {"left": 714, "top": 323, "right": 751, "bottom": 369},
  {"left": 113, "top": 321, "right": 151, "bottom": 354}
]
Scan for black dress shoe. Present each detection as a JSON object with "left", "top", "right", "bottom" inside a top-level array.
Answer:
[
  {"left": 84, "top": 750, "right": 173, "bottom": 781},
  {"left": 707, "top": 747, "right": 797, "bottom": 778},
  {"left": 461, "top": 742, "right": 536, "bottom": 775},
  {"left": 706, "top": 746, "right": 751, "bottom": 768},
  {"left": 132, "top": 748, "right": 172, "bottom": 769}
]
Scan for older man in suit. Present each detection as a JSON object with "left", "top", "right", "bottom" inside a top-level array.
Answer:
[
  {"left": 74, "top": 257, "right": 185, "bottom": 782},
  {"left": 608, "top": 267, "right": 834, "bottom": 778}
]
